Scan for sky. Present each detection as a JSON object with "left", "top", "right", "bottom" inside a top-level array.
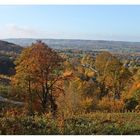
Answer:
[{"left": 0, "top": 5, "right": 140, "bottom": 41}]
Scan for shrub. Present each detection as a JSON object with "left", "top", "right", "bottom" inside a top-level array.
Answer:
[{"left": 98, "top": 97, "right": 124, "bottom": 112}]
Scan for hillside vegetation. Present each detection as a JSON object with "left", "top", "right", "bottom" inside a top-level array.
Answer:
[
  {"left": 0, "top": 40, "right": 22, "bottom": 54},
  {"left": 1, "top": 113, "right": 140, "bottom": 135},
  {"left": 0, "top": 40, "right": 23, "bottom": 75},
  {"left": 0, "top": 40, "right": 140, "bottom": 135}
]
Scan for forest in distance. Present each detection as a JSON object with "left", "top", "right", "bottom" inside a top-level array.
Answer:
[{"left": 1, "top": 39, "right": 140, "bottom": 135}]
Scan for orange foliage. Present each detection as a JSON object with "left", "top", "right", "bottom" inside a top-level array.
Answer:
[{"left": 98, "top": 97, "right": 124, "bottom": 112}]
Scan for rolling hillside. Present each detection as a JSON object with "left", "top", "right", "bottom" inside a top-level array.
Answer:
[
  {"left": 0, "top": 40, "right": 23, "bottom": 54},
  {"left": 0, "top": 40, "right": 23, "bottom": 75},
  {"left": 4, "top": 38, "right": 140, "bottom": 53}
]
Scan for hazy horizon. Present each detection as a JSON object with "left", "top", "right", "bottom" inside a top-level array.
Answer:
[
  {"left": 3, "top": 37, "right": 140, "bottom": 43},
  {"left": 0, "top": 5, "right": 140, "bottom": 42}
]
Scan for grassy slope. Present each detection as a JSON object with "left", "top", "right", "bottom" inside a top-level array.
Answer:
[{"left": 1, "top": 112, "right": 140, "bottom": 135}]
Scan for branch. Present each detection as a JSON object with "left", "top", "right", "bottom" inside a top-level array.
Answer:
[
  {"left": 35, "top": 90, "right": 43, "bottom": 103},
  {"left": 48, "top": 75, "right": 62, "bottom": 90}
]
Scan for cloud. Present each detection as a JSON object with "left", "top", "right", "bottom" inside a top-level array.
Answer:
[
  {"left": 0, "top": 24, "right": 69, "bottom": 39},
  {"left": 0, "top": 24, "right": 63, "bottom": 39},
  {"left": 7, "top": 24, "right": 38, "bottom": 35},
  {"left": 0, "top": 24, "right": 139, "bottom": 41},
  {"left": 0, "top": 24, "right": 42, "bottom": 38}
]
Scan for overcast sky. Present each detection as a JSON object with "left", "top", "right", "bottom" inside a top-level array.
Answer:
[{"left": 0, "top": 5, "right": 140, "bottom": 41}]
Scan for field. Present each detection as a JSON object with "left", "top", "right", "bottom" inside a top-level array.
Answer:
[{"left": 1, "top": 112, "right": 140, "bottom": 135}]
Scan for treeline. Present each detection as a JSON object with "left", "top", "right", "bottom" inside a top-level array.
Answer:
[{"left": 1, "top": 40, "right": 140, "bottom": 117}]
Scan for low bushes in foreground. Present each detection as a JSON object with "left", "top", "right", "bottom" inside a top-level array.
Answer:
[{"left": 1, "top": 112, "right": 140, "bottom": 135}]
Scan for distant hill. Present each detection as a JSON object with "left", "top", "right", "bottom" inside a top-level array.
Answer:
[
  {"left": 0, "top": 40, "right": 23, "bottom": 75},
  {"left": 0, "top": 40, "right": 23, "bottom": 54},
  {"left": 4, "top": 38, "right": 140, "bottom": 53}
]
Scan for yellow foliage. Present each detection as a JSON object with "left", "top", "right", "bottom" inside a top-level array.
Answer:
[
  {"left": 98, "top": 97, "right": 124, "bottom": 112},
  {"left": 63, "top": 71, "right": 73, "bottom": 77},
  {"left": 80, "top": 98, "right": 93, "bottom": 110},
  {"left": 86, "top": 71, "right": 95, "bottom": 78},
  {"left": 125, "top": 81, "right": 140, "bottom": 99}
]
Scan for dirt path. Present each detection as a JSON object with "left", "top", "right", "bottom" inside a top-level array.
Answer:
[{"left": 0, "top": 95, "right": 24, "bottom": 106}]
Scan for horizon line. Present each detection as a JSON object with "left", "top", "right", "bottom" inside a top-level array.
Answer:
[{"left": 2, "top": 37, "right": 140, "bottom": 43}]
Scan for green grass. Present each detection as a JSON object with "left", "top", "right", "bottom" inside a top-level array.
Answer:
[
  {"left": 1, "top": 112, "right": 140, "bottom": 135},
  {"left": 0, "top": 84, "right": 11, "bottom": 97}
]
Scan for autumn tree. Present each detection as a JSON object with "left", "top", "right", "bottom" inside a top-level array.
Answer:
[
  {"left": 81, "top": 54, "right": 95, "bottom": 68},
  {"left": 13, "top": 41, "right": 63, "bottom": 115},
  {"left": 123, "top": 68, "right": 140, "bottom": 111},
  {"left": 58, "top": 57, "right": 99, "bottom": 115},
  {"left": 95, "top": 52, "right": 132, "bottom": 99}
]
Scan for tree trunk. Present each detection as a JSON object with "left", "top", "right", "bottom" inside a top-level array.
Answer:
[{"left": 28, "top": 80, "right": 34, "bottom": 115}]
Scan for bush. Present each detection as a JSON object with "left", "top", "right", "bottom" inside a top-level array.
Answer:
[
  {"left": 1, "top": 112, "right": 140, "bottom": 135},
  {"left": 98, "top": 97, "right": 124, "bottom": 112},
  {"left": 0, "top": 114, "right": 60, "bottom": 135},
  {"left": 124, "top": 97, "right": 138, "bottom": 111}
]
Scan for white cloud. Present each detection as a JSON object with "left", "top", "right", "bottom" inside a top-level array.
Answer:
[
  {"left": 0, "top": 24, "right": 43, "bottom": 38},
  {"left": 7, "top": 24, "right": 38, "bottom": 34},
  {"left": 0, "top": 24, "right": 139, "bottom": 41},
  {"left": 0, "top": 24, "right": 69, "bottom": 39}
]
